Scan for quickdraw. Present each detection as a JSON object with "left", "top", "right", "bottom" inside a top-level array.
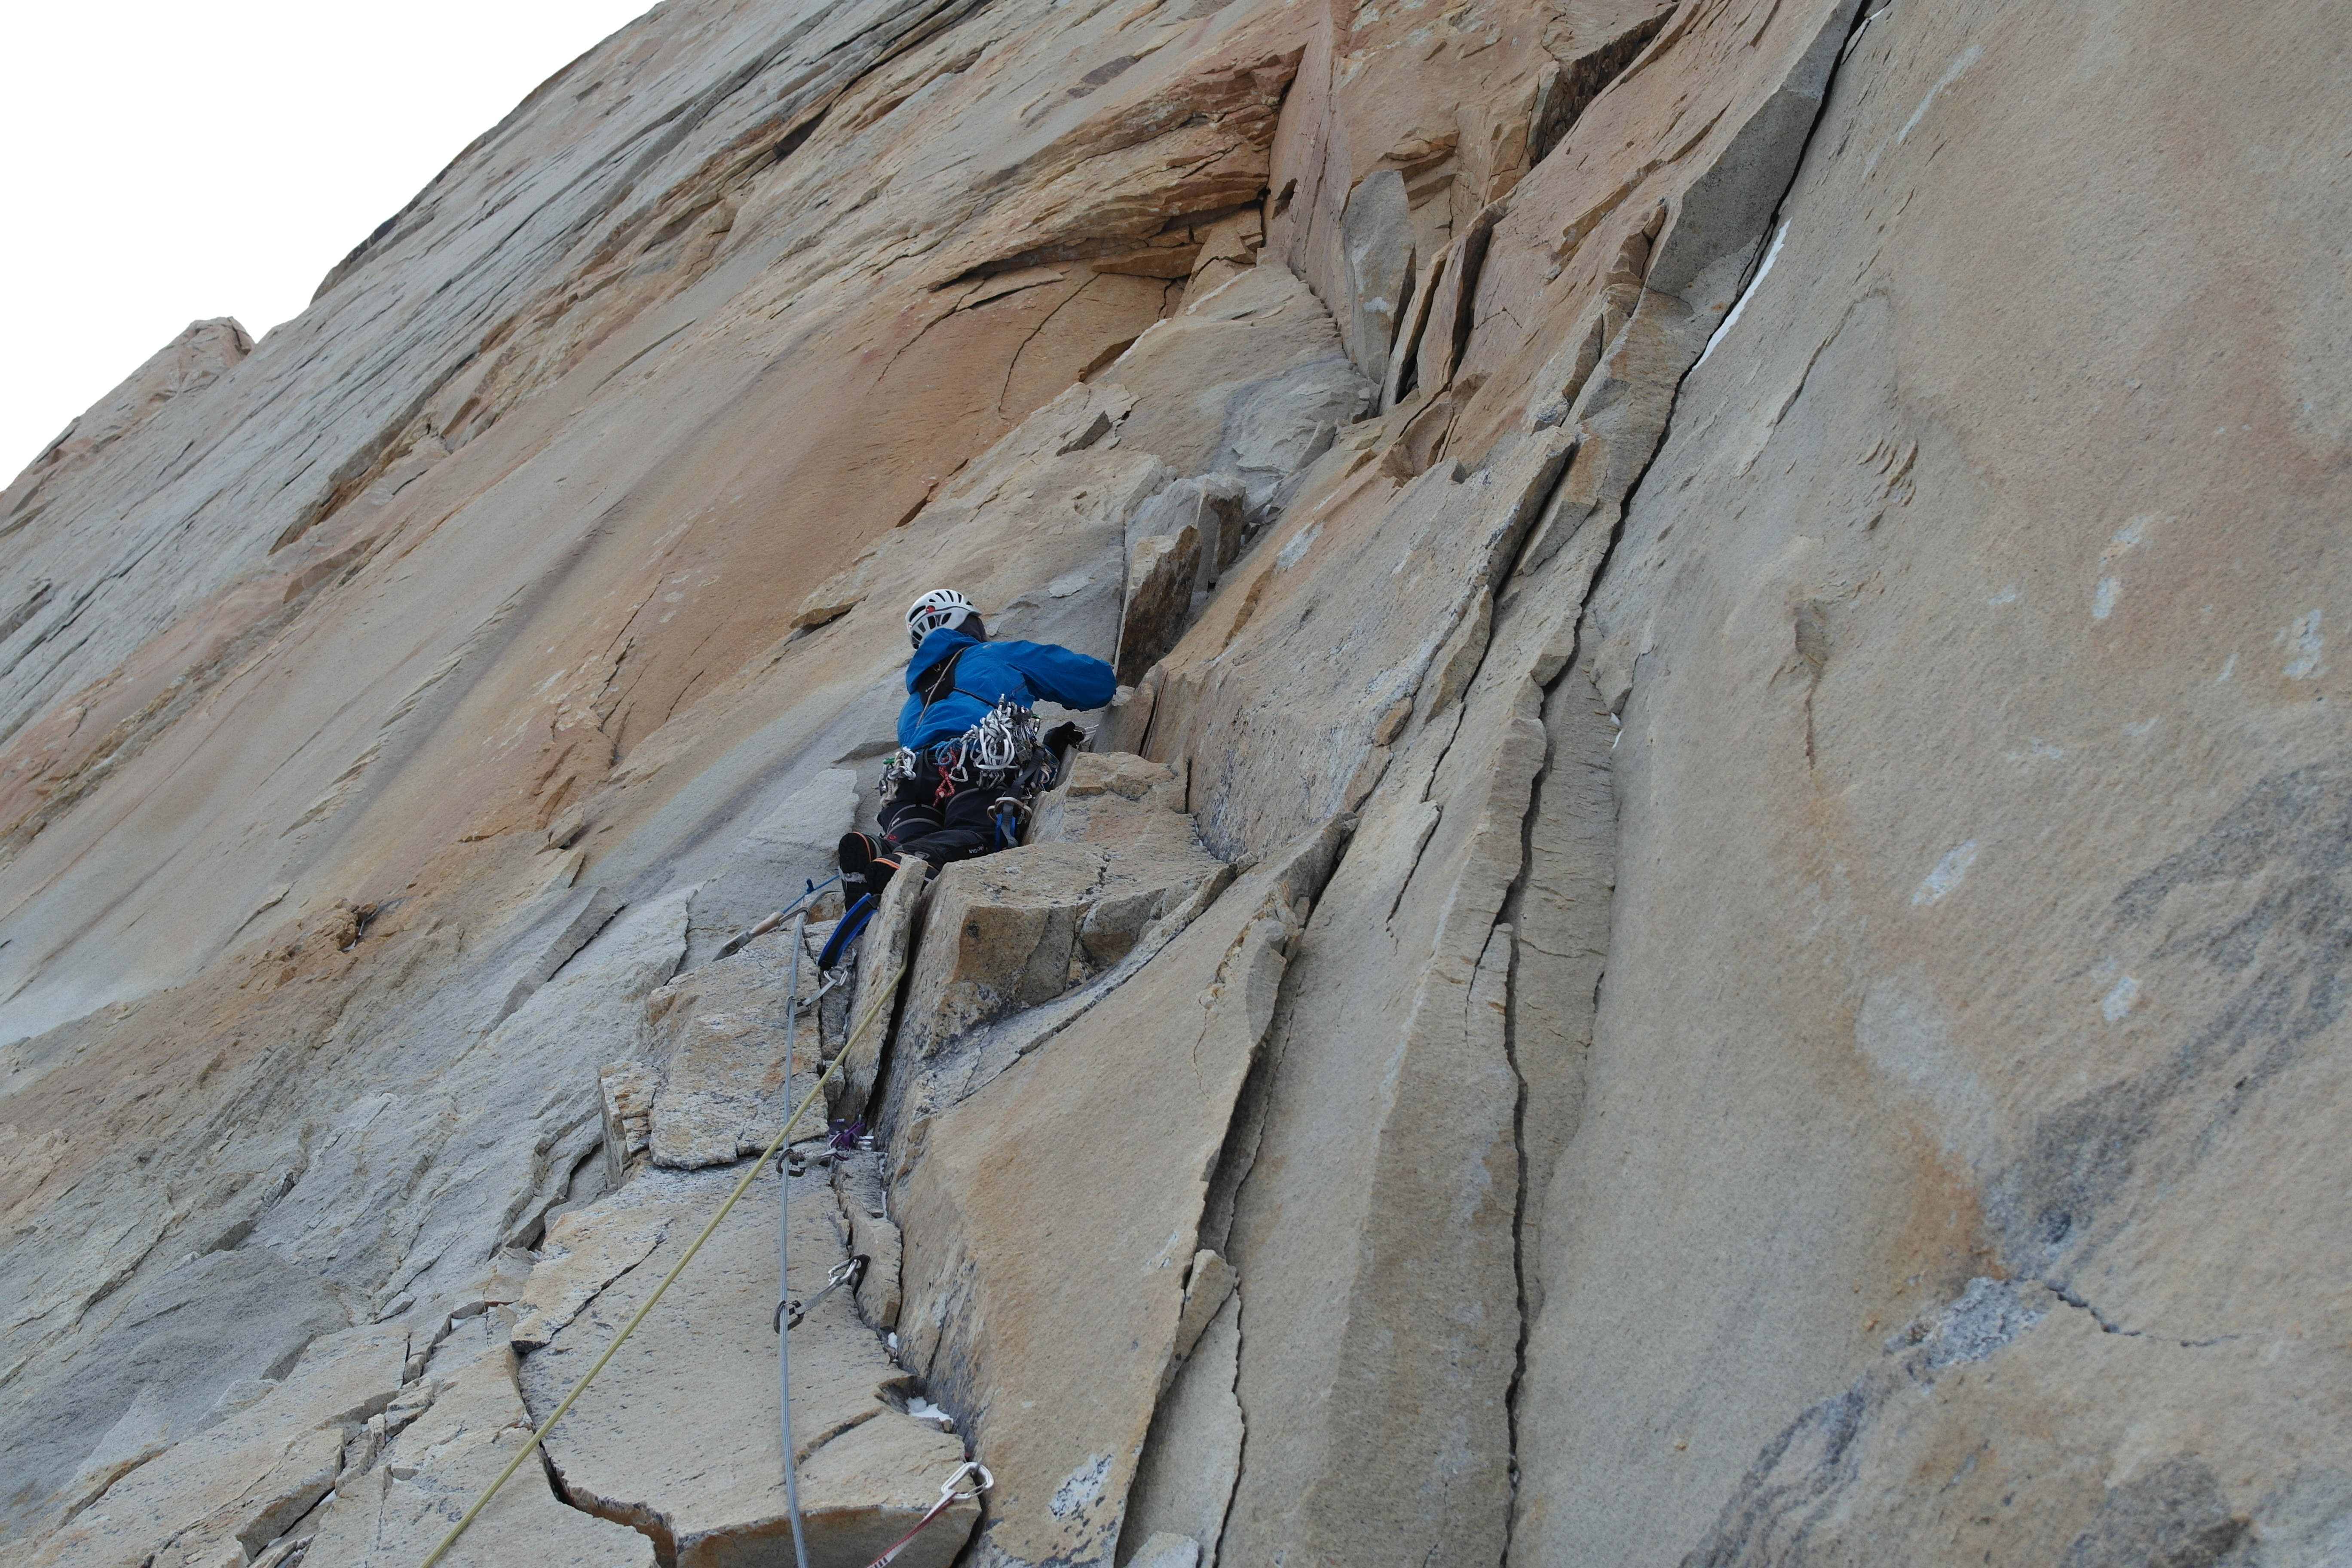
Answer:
[
  {"left": 878, "top": 744, "right": 923, "bottom": 796},
  {"left": 865, "top": 1461, "right": 993, "bottom": 1568},
  {"left": 795, "top": 971, "right": 845, "bottom": 1012},
  {"left": 778, "top": 1255, "right": 870, "bottom": 1331}
]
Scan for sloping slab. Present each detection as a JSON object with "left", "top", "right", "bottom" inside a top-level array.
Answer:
[
  {"left": 300, "top": 1319, "right": 656, "bottom": 1568},
  {"left": 28, "top": 1322, "right": 411, "bottom": 1568},
  {"left": 683, "top": 771, "right": 859, "bottom": 970},
  {"left": 518, "top": 1165, "right": 976, "bottom": 1568}
]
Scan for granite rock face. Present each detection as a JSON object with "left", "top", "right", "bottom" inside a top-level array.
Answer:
[
  {"left": 24, "top": 1321, "right": 411, "bottom": 1568},
  {"left": 894, "top": 822, "right": 1346, "bottom": 1568},
  {"left": 1, "top": 319, "right": 252, "bottom": 527},
  {"left": 1508, "top": 3, "right": 2352, "bottom": 1562},
  {"left": 3, "top": 0, "right": 2347, "bottom": 1563},
  {"left": 680, "top": 769, "right": 858, "bottom": 969}
]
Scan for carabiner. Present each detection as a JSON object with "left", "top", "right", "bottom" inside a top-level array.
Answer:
[
  {"left": 940, "top": 1460, "right": 994, "bottom": 1501},
  {"left": 781, "top": 1254, "right": 870, "bottom": 1330}
]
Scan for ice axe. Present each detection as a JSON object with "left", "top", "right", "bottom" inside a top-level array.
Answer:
[
  {"left": 714, "top": 909, "right": 785, "bottom": 961},
  {"left": 712, "top": 875, "right": 840, "bottom": 961}
]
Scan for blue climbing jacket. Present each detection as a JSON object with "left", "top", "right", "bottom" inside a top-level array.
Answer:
[{"left": 897, "top": 627, "right": 1116, "bottom": 750}]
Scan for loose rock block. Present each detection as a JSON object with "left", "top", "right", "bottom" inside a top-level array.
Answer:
[
  {"left": 640, "top": 929, "right": 824, "bottom": 1170},
  {"left": 876, "top": 755, "right": 1228, "bottom": 1148},
  {"left": 1118, "top": 525, "right": 1201, "bottom": 684}
]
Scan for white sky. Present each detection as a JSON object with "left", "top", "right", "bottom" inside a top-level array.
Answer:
[{"left": 2, "top": 0, "right": 657, "bottom": 479}]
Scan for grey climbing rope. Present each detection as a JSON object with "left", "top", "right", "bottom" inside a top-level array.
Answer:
[
  {"left": 781, "top": 1256, "right": 868, "bottom": 1330},
  {"left": 778, "top": 906, "right": 812, "bottom": 1568}
]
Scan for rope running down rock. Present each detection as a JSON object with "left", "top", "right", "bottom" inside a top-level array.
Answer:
[
  {"left": 416, "top": 959, "right": 909, "bottom": 1568},
  {"left": 779, "top": 905, "right": 813, "bottom": 1568}
]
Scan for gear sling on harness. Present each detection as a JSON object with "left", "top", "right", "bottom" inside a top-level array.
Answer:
[{"left": 879, "top": 642, "right": 1066, "bottom": 864}]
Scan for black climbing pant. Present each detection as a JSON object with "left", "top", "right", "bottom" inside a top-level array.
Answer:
[{"left": 879, "top": 773, "right": 1004, "bottom": 868}]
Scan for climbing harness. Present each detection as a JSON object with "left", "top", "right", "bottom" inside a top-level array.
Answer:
[
  {"left": 879, "top": 643, "right": 974, "bottom": 795},
  {"left": 879, "top": 700, "right": 1078, "bottom": 865},
  {"left": 778, "top": 1255, "right": 869, "bottom": 1331},
  {"left": 881, "top": 700, "right": 1055, "bottom": 800},
  {"left": 865, "top": 1461, "right": 994, "bottom": 1568},
  {"left": 416, "top": 958, "right": 909, "bottom": 1568}
]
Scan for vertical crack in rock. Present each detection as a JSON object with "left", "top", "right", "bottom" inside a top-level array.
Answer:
[
  {"left": 1203, "top": 450, "right": 1573, "bottom": 1562},
  {"left": 1528, "top": 7, "right": 1681, "bottom": 165},
  {"left": 1454, "top": 1, "right": 1874, "bottom": 1552},
  {"left": 1493, "top": 654, "right": 1619, "bottom": 1561},
  {"left": 1117, "top": 873, "right": 1325, "bottom": 1567},
  {"left": 893, "top": 823, "right": 1345, "bottom": 1568}
]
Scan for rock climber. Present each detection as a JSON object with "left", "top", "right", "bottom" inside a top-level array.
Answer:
[{"left": 837, "top": 588, "right": 1115, "bottom": 900}]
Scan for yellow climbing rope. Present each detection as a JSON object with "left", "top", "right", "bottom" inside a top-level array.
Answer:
[{"left": 418, "top": 960, "right": 906, "bottom": 1568}]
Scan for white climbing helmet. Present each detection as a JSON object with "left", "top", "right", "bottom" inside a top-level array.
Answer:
[{"left": 906, "top": 588, "right": 978, "bottom": 649}]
